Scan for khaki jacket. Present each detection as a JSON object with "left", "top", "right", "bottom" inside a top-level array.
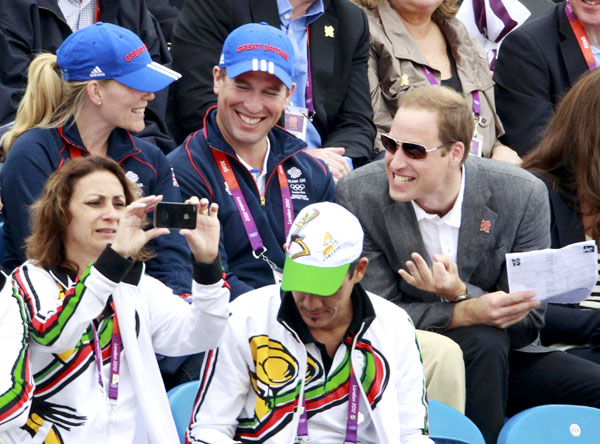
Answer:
[{"left": 363, "top": 1, "right": 504, "bottom": 156}]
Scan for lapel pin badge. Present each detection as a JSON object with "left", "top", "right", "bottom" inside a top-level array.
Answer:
[
  {"left": 480, "top": 220, "right": 491, "bottom": 233},
  {"left": 400, "top": 74, "right": 410, "bottom": 87},
  {"left": 324, "top": 25, "right": 334, "bottom": 38}
]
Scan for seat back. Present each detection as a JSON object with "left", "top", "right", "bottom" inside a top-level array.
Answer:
[
  {"left": 428, "top": 400, "right": 485, "bottom": 444},
  {"left": 167, "top": 380, "right": 200, "bottom": 444},
  {"left": 431, "top": 438, "right": 471, "bottom": 444},
  {"left": 497, "top": 404, "right": 600, "bottom": 444}
]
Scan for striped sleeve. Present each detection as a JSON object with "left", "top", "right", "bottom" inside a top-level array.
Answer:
[
  {"left": 0, "top": 276, "right": 34, "bottom": 431},
  {"left": 13, "top": 260, "right": 114, "bottom": 353}
]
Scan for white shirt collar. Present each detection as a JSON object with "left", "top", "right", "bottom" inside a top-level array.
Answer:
[
  {"left": 411, "top": 164, "right": 466, "bottom": 228},
  {"left": 237, "top": 139, "right": 271, "bottom": 196}
]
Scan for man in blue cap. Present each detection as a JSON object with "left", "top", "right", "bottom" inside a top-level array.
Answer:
[
  {"left": 169, "top": 0, "right": 376, "bottom": 178},
  {"left": 169, "top": 23, "right": 335, "bottom": 300}
]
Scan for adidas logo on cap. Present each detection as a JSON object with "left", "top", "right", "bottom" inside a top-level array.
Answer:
[{"left": 89, "top": 66, "right": 105, "bottom": 78}]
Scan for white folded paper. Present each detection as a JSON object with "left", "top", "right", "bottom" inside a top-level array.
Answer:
[{"left": 506, "top": 240, "right": 598, "bottom": 304}]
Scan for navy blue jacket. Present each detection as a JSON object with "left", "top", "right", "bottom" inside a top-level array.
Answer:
[
  {"left": 168, "top": 108, "right": 336, "bottom": 298},
  {"left": 0, "top": 123, "right": 192, "bottom": 294}
]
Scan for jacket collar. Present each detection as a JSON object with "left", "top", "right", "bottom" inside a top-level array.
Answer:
[
  {"left": 557, "top": 0, "right": 590, "bottom": 86},
  {"left": 48, "top": 260, "right": 145, "bottom": 289},
  {"left": 454, "top": 157, "right": 497, "bottom": 283},
  {"left": 202, "top": 107, "right": 307, "bottom": 164},
  {"left": 58, "top": 121, "right": 142, "bottom": 164},
  {"left": 277, "top": 283, "right": 376, "bottom": 344}
]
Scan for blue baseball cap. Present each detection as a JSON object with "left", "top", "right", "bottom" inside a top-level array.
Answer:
[
  {"left": 57, "top": 22, "right": 181, "bottom": 92},
  {"left": 219, "top": 23, "right": 294, "bottom": 89}
]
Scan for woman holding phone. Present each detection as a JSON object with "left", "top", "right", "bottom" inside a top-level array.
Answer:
[
  {"left": 4, "top": 156, "right": 228, "bottom": 444},
  {"left": 0, "top": 22, "right": 191, "bottom": 295}
]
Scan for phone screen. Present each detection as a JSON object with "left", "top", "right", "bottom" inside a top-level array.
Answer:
[{"left": 154, "top": 202, "right": 197, "bottom": 229}]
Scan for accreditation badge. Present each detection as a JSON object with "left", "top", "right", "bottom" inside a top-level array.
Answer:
[
  {"left": 284, "top": 105, "right": 308, "bottom": 141},
  {"left": 470, "top": 134, "right": 483, "bottom": 157}
]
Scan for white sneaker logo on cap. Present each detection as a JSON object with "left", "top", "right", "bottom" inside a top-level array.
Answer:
[{"left": 89, "top": 66, "right": 105, "bottom": 77}]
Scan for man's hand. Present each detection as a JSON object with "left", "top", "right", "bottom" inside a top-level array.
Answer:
[
  {"left": 448, "top": 290, "right": 539, "bottom": 329},
  {"left": 491, "top": 144, "right": 522, "bottom": 166},
  {"left": 398, "top": 253, "right": 467, "bottom": 301},
  {"left": 306, "top": 147, "right": 351, "bottom": 181}
]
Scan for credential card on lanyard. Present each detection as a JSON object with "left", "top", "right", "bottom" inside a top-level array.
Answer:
[{"left": 285, "top": 105, "right": 309, "bottom": 141}]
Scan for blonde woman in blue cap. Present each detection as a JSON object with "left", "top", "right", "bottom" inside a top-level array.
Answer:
[{"left": 0, "top": 23, "right": 192, "bottom": 297}]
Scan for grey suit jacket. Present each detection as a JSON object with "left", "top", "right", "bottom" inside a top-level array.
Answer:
[{"left": 337, "top": 156, "right": 550, "bottom": 350}]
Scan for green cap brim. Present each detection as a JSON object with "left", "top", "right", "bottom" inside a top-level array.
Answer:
[{"left": 281, "top": 255, "right": 350, "bottom": 296}]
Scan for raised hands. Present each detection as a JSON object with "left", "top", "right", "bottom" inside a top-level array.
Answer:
[
  {"left": 111, "top": 195, "right": 220, "bottom": 264},
  {"left": 180, "top": 197, "right": 220, "bottom": 264}
]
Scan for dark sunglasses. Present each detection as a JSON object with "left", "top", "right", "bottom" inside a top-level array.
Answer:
[{"left": 381, "top": 134, "right": 452, "bottom": 160}]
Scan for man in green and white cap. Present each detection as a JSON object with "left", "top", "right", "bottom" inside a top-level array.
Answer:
[{"left": 187, "top": 201, "right": 433, "bottom": 444}]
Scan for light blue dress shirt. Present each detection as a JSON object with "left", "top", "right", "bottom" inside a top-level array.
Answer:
[{"left": 277, "top": 0, "right": 324, "bottom": 149}]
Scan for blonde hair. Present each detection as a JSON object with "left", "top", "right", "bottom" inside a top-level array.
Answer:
[
  {"left": 1, "top": 53, "right": 91, "bottom": 151},
  {"left": 353, "top": 0, "right": 459, "bottom": 19}
]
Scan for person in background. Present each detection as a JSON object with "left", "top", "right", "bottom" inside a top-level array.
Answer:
[
  {"left": 337, "top": 85, "right": 600, "bottom": 444},
  {"left": 353, "top": 0, "right": 521, "bottom": 165},
  {"left": 187, "top": 202, "right": 433, "bottom": 444},
  {"left": 145, "top": 0, "right": 184, "bottom": 44},
  {"left": 0, "top": 23, "right": 192, "bottom": 296},
  {"left": 494, "top": 0, "right": 600, "bottom": 155},
  {"left": 0, "top": 0, "right": 175, "bottom": 153},
  {"left": 169, "top": 23, "right": 336, "bottom": 300},
  {"left": 522, "top": 68, "right": 600, "bottom": 364},
  {"left": 7, "top": 156, "right": 229, "bottom": 444},
  {"left": 169, "top": 0, "right": 376, "bottom": 178}
]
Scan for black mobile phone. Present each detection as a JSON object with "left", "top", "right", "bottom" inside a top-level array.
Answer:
[{"left": 154, "top": 202, "right": 197, "bottom": 229}]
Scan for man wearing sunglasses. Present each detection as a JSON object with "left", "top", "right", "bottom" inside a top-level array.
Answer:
[{"left": 337, "top": 85, "right": 600, "bottom": 444}]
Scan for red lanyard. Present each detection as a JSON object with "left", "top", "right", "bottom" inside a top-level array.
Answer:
[
  {"left": 211, "top": 149, "right": 294, "bottom": 255},
  {"left": 565, "top": 0, "right": 598, "bottom": 70},
  {"left": 58, "top": 280, "right": 121, "bottom": 404}
]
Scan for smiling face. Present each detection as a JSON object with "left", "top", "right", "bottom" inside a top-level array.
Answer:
[
  {"left": 569, "top": 0, "right": 600, "bottom": 31},
  {"left": 385, "top": 107, "right": 464, "bottom": 216},
  {"left": 96, "top": 80, "right": 155, "bottom": 133},
  {"left": 213, "top": 68, "right": 293, "bottom": 155},
  {"left": 64, "top": 170, "right": 126, "bottom": 270}
]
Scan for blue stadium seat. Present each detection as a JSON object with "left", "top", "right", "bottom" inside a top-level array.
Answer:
[
  {"left": 431, "top": 438, "right": 471, "bottom": 444},
  {"left": 497, "top": 404, "right": 600, "bottom": 444},
  {"left": 167, "top": 380, "right": 200, "bottom": 444},
  {"left": 428, "top": 399, "right": 485, "bottom": 444}
]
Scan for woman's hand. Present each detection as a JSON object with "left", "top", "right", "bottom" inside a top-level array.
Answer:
[
  {"left": 111, "top": 195, "right": 170, "bottom": 258},
  {"left": 180, "top": 197, "right": 220, "bottom": 264}
]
